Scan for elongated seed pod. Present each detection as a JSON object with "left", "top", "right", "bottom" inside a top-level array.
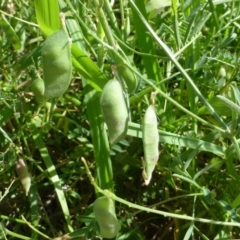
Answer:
[
  {"left": 216, "top": 95, "right": 240, "bottom": 114},
  {"left": 93, "top": 196, "right": 121, "bottom": 239},
  {"left": 113, "top": 55, "right": 137, "bottom": 93},
  {"left": 100, "top": 78, "right": 129, "bottom": 145},
  {"left": 31, "top": 78, "right": 45, "bottom": 103},
  {"left": 16, "top": 159, "right": 31, "bottom": 196},
  {"left": 117, "top": 64, "right": 137, "bottom": 93},
  {"left": 41, "top": 21, "right": 72, "bottom": 100},
  {"left": 142, "top": 105, "right": 159, "bottom": 185}
]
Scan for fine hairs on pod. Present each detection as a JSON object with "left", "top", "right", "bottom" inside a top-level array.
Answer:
[
  {"left": 142, "top": 92, "right": 159, "bottom": 185},
  {"left": 16, "top": 159, "right": 31, "bottom": 196},
  {"left": 93, "top": 196, "right": 121, "bottom": 239},
  {"left": 41, "top": 13, "right": 72, "bottom": 100},
  {"left": 100, "top": 78, "right": 129, "bottom": 146}
]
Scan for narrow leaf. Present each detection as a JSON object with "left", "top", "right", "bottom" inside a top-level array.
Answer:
[
  {"left": 216, "top": 95, "right": 240, "bottom": 114},
  {"left": 0, "top": 14, "right": 21, "bottom": 50},
  {"left": 35, "top": 0, "right": 60, "bottom": 36}
]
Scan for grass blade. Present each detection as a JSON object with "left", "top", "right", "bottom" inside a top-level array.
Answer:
[
  {"left": 0, "top": 14, "right": 21, "bottom": 50},
  {"left": 130, "top": 1, "right": 161, "bottom": 83},
  {"left": 129, "top": 0, "right": 229, "bottom": 132},
  {"left": 31, "top": 121, "right": 73, "bottom": 232},
  {"left": 34, "top": 0, "right": 60, "bottom": 36}
]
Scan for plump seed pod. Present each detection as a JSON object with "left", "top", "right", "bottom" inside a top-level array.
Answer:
[
  {"left": 117, "top": 64, "right": 137, "bottom": 93},
  {"left": 218, "top": 66, "right": 226, "bottom": 78},
  {"left": 100, "top": 78, "right": 129, "bottom": 146},
  {"left": 142, "top": 105, "right": 159, "bottom": 185},
  {"left": 16, "top": 159, "right": 31, "bottom": 196},
  {"left": 93, "top": 196, "right": 121, "bottom": 239},
  {"left": 41, "top": 15, "right": 72, "bottom": 100},
  {"left": 31, "top": 78, "right": 45, "bottom": 103}
]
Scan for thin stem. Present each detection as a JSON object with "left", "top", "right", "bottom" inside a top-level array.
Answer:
[
  {"left": 96, "top": 7, "right": 116, "bottom": 47},
  {"left": 104, "top": 0, "right": 121, "bottom": 37},
  {"left": 82, "top": 157, "right": 240, "bottom": 227},
  {"left": 21, "top": 215, "right": 52, "bottom": 240},
  {"left": 0, "top": 10, "right": 39, "bottom": 27}
]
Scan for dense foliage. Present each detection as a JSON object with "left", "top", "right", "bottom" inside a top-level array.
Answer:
[{"left": 1, "top": 0, "right": 240, "bottom": 239}]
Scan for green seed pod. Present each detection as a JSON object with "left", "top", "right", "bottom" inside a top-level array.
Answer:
[
  {"left": 100, "top": 78, "right": 129, "bottom": 146},
  {"left": 218, "top": 66, "right": 226, "bottom": 78},
  {"left": 31, "top": 78, "right": 45, "bottom": 103},
  {"left": 41, "top": 25, "right": 72, "bottom": 100},
  {"left": 16, "top": 159, "right": 31, "bottom": 196},
  {"left": 93, "top": 196, "right": 121, "bottom": 239},
  {"left": 117, "top": 64, "right": 137, "bottom": 93},
  {"left": 142, "top": 105, "right": 159, "bottom": 185}
]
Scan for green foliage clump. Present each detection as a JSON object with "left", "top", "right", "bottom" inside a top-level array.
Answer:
[{"left": 1, "top": 0, "right": 240, "bottom": 239}]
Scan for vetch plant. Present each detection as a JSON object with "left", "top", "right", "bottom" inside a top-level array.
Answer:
[
  {"left": 41, "top": 13, "right": 72, "bottom": 100},
  {"left": 31, "top": 77, "right": 45, "bottom": 103},
  {"left": 100, "top": 78, "right": 129, "bottom": 146},
  {"left": 3, "top": 0, "right": 240, "bottom": 239},
  {"left": 142, "top": 93, "right": 159, "bottom": 185},
  {"left": 93, "top": 196, "right": 121, "bottom": 239},
  {"left": 16, "top": 159, "right": 31, "bottom": 196},
  {"left": 116, "top": 62, "right": 137, "bottom": 93},
  {"left": 115, "top": 57, "right": 137, "bottom": 93}
]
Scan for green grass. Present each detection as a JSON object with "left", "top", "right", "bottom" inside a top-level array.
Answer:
[{"left": 1, "top": 0, "right": 240, "bottom": 239}]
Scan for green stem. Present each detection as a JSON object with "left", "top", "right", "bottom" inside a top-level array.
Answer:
[
  {"left": 96, "top": 7, "right": 116, "bottom": 47},
  {"left": 104, "top": 0, "right": 121, "bottom": 37},
  {"left": 21, "top": 215, "right": 52, "bottom": 240},
  {"left": 0, "top": 215, "right": 25, "bottom": 224},
  {"left": 0, "top": 180, "right": 15, "bottom": 202},
  {"left": 3, "top": 227, "right": 32, "bottom": 240},
  {"left": 132, "top": 193, "right": 203, "bottom": 216},
  {"left": 0, "top": 10, "right": 39, "bottom": 27},
  {"left": 82, "top": 157, "right": 240, "bottom": 227}
]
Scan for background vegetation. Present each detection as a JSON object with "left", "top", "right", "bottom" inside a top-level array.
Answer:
[{"left": 1, "top": 0, "right": 240, "bottom": 239}]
